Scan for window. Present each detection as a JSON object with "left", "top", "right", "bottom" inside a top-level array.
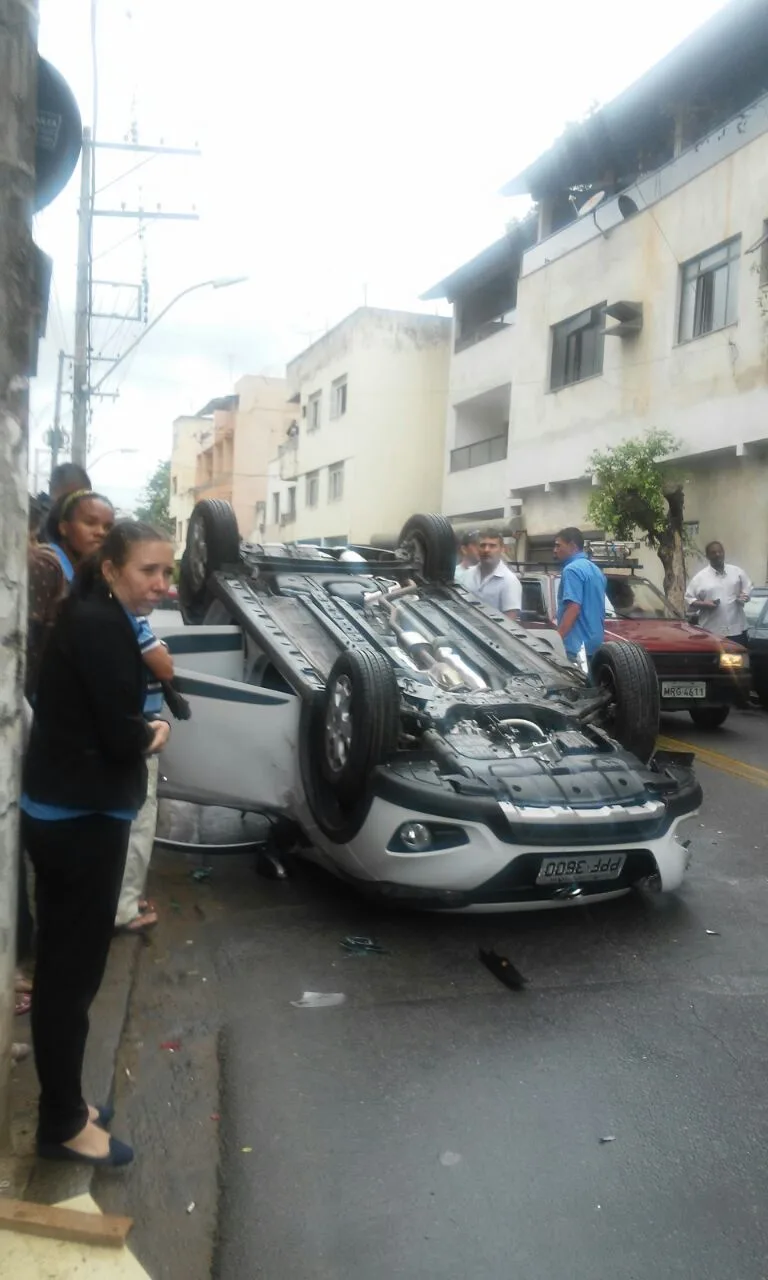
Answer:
[
  {"left": 550, "top": 305, "right": 605, "bottom": 390},
  {"left": 176, "top": 520, "right": 183, "bottom": 542},
  {"left": 272, "top": 492, "right": 280, "bottom": 525},
  {"left": 307, "top": 391, "right": 322, "bottom": 431},
  {"left": 328, "top": 461, "right": 344, "bottom": 502},
  {"left": 331, "top": 376, "right": 348, "bottom": 419},
  {"left": 284, "top": 486, "right": 296, "bottom": 522},
  {"left": 172, "top": 476, "right": 178, "bottom": 495},
  {"left": 305, "top": 471, "right": 319, "bottom": 508},
  {"left": 678, "top": 238, "right": 740, "bottom": 342}
]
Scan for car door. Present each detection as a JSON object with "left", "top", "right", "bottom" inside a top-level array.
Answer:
[
  {"left": 153, "top": 624, "right": 301, "bottom": 815},
  {"left": 748, "top": 600, "right": 768, "bottom": 700}
]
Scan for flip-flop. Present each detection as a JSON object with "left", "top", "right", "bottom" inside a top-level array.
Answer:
[
  {"left": 37, "top": 1135, "right": 134, "bottom": 1167},
  {"left": 15, "top": 993, "right": 31, "bottom": 1016},
  {"left": 115, "top": 909, "right": 158, "bottom": 934},
  {"left": 139, "top": 898, "right": 156, "bottom": 914}
]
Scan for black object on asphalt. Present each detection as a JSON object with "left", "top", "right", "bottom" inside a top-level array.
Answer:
[
  {"left": 478, "top": 947, "right": 527, "bottom": 990},
  {"left": 340, "top": 936, "right": 388, "bottom": 955}
]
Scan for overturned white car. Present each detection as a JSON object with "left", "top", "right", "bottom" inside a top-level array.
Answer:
[{"left": 155, "top": 501, "right": 702, "bottom": 912}]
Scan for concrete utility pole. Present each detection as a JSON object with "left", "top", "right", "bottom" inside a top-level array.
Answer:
[
  {"left": 48, "top": 347, "right": 66, "bottom": 472},
  {"left": 0, "top": 0, "right": 39, "bottom": 1141},
  {"left": 71, "top": 126, "right": 92, "bottom": 468}
]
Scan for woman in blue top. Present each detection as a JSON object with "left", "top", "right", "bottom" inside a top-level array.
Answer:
[
  {"left": 43, "top": 488, "right": 115, "bottom": 586},
  {"left": 22, "top": 520, "right": 174, "bottom": 1168}
]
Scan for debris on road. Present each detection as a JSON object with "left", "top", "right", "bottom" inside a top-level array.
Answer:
[
  {"left": 241, "top": 1147, "right": 252, "bottom": 1154},
  {"left": 290, "top": 991, "right": 346, "bottom": 1008},
  {"left": 478, "top": 947, "right": 527, "bottom": 990},
  {"left": 599, "top": 1135, "right": 616, "bottom": 1144},
  {"left": 210, "top": 1113, "right": 220, "bottom": 1122},
  {"left": 186, "top": 1202, "right": 196, "bottom": 1214},
  {"left": 439, "top": 1151, "right": 462, "bottom": 1167},
  {"left": 191, "top": 867, "right": 213, "bottom": 882},
  {"left": 340, "top": 935, "right": 388, "bottom": 955},
  {"left": 160, "top": 1040, "right": 181, "bottom": 1052},
  {"left": 705, "top": 929, "right": 721, "bottom": 936}
]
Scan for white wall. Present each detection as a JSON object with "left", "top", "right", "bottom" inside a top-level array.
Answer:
[
  {"left": 170, "top": 415, "right": 211, "bottom": 556},
  {"left": 271, "top": 309, "right": 451, "bottom": 544}
]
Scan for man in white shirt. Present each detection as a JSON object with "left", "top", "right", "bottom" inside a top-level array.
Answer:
[
  {"left": 464, "top": 529, "right": 522, "bottom": 619},
  {"left": 685, "top": 541, "right": 752, "bottom": 644},
  {"left": 454, "top": 531, "right": 479, "bottom": 586}
]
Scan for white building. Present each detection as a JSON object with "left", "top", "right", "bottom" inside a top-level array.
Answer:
[
  {"left": 426, "top": 0, "right": 768, "bottom": 585},
  {"left": 170, "top": 412, "right": 212, "bottom": 558},
  {"left": 264, "top": 308, "right": 451, "bottom": 546}
]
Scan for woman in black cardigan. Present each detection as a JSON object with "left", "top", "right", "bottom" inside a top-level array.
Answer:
[{"left": 22, "top": 520, "right": 174, "bottom": 1167}]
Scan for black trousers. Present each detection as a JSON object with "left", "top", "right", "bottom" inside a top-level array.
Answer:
[
  {"left": 727, "top": 632, "right": 749, "bottom": 648},
  {"left": 22, "top": 813, "right": 130, "bottom": 1145}
]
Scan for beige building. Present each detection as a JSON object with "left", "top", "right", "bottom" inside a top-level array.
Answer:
[
  {"left": 264, "top": 308, "right": 451, "bottom": 546},
  {"left": 188, "top": 376, "right": 296, "bottom": 546},
  {"left": 427, "top": 1, "right": 768, "bottom": 586}
]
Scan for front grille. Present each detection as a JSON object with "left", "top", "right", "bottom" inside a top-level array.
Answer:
[{"left": 652, "top": 651, "right": 721, "bottom": 676}]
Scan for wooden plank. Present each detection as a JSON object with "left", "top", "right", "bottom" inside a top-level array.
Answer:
[{"left": 0, "top": 1199, "right": 133, "bottom": 1249}]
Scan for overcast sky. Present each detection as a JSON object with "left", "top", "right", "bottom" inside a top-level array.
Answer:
[{"left": 33, "top": 0, "right": 727, "bottom": 508}]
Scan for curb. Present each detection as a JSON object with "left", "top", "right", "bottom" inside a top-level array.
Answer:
[{"left": 5, "top": 934, "right": 140, "bottom": 1206}]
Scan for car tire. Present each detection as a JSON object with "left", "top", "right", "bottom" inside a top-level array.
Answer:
[
  {"left": 398, "top": 513, "right": 456, "bottom": 582},
  {"left": 317, "top": 646, "right": 400, "bottom": 806},
  {"left": 689, "top": 706, "right": 730, "bottom": 730},
  {"left": 591, "top": 641, "right": 660, "bottom": 763},
  {"left": 179, "top": 499, "right": 240, "bottom": 623}
]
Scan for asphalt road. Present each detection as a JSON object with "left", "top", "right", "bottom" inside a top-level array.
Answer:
[{"left": 100, "top": 707, "right": 768, "bottom": 1280}]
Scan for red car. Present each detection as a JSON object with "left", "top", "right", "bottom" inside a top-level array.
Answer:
[{"left": 518, "top": 566, "right": 751, "bottom": 730}]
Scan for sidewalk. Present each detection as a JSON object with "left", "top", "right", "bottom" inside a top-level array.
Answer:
[{"left": 0, "top": 934, "right": 140, "bottom": 1205}]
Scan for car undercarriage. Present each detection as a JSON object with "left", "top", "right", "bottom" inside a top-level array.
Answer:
[{"left": 159, "top": 502, "right": 703, "bottom": 910}]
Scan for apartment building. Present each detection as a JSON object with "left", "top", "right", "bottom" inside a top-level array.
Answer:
[
  {"left": 185, "top": 376, "right": 295, "bottom": 549},
  {"left": 427, "top": 0, "right": 768, "bottom": 585},
  {"left": 264, "top": 308, "right": 451, "bottom": 545}
]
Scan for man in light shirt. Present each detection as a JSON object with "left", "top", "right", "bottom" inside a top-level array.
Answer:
[
  {"left": 685, "top": 541, "right": 752, "bottom": 645},
  {"left": 464, "top": 529, "right": 522, "bottom": 619},
  {"left": 454, "top": 531, "right": 479, "bottom": 586}
]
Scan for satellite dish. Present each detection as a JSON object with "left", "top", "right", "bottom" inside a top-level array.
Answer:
[
  {"left": 618, "top": 194, "right": 639, "bottom": 220},
  {"left": 577, "top": 190, "right": 606, "bottom": 218}
]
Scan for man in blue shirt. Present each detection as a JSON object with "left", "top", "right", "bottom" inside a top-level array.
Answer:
[{"left": 553, "top": 527, "right": 606, "bottom": 662}]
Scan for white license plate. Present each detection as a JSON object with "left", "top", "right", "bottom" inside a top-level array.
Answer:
[
  {"left": 536, "top": 854, "right": 626, "bottom": 885},
  {"left": 661, "top": 681, "right": 707, "bottom": 699}
]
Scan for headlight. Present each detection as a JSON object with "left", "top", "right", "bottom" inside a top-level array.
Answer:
[
  {"left": 397, "top": 822, "right": 433, "bottom": 852},
  {"left": 719, "top": 652, "right": 748, "bottom": 669}
]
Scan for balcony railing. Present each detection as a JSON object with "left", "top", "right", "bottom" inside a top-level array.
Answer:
[{"left": 450, "top": 433, "right": 508, "bottom": 472}]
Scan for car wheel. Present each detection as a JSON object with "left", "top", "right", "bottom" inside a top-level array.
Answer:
[
  {"left": 591, "top": 641, "right": 660, "bottom": 763},
  {"left": 398, "top": 513, "right": 456, "bottom": 583},
  {"left": 179, "top": 499, "right": 240, "bottom": 623},
  {"left": 317, "top": 647, "right": 400, "bottom": 806},
  {"left": 689, "top": 706, "right": 730, "bottom": 730}
]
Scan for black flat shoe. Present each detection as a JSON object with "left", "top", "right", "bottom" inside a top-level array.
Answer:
[{"left": 37, "top": 1135, "right": 134, "bottom": 1167}]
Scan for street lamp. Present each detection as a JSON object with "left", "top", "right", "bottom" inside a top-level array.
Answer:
[
  {"left": 88, "top": 446, "right": 139, "bottom": 470},
  {"left": 89, "top": 276, "right": 248, "bottom": 395}
]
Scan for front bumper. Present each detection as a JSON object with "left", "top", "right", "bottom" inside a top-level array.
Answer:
[{"left": 331, "top": 795, "right": 698, "bottom": 913}]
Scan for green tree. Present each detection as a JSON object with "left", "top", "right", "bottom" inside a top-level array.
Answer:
[
  {"left": 135, "top": 458, "right": 172, "bottom": 534},
  {"left": 586, "top": 429, "right": 687, "bottom": 611}
]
